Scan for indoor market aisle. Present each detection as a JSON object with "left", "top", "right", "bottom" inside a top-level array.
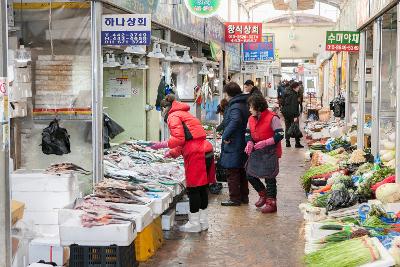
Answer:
[{"left": 143, "top": 146, "right": 307, "bottom": 267}]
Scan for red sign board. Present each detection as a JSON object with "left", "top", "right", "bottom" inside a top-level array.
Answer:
[
  {"left": 326, "top": 44, "right": 360, "bottom": 52},
  {"left": 224, "top": 22, "right": 262, "bottom": 43}
]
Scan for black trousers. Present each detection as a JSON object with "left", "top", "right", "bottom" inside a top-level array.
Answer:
[
  {"left": 284, "top": 117, "right": 301, "bottom": 143},
  {"left": 187, "top": 185, "right": 209, "bottom": 213},
  {"left": 247, "top": 175, "right": 277, "bottom": 198}
]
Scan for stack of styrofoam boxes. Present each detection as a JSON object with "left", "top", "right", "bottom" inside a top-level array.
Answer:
[
  {"left": 11, "top": 171, "right": 81, "bottom": 237},
  {"left": 34, "top": 55, "right": 91, "bottom": 110}
]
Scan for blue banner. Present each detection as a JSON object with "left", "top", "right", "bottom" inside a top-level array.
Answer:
[{"left": 243, "top": 35, "right": 275, "bottom": 62}]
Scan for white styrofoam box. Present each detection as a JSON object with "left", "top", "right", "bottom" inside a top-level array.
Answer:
[
  {"left": 361, "top": 238, "right": 395, "bottom": 267},
  {"left": 176, "top": 200, "right": 190, "bottom": 215},
  {"left": 24, "top": 211, "right": 59, "bottom": 225},
  {"left": 11, "top": 172, "right": 79, "bottom": 192},
  {"left": 150, "top": 192, "right": 173, "bottom": 217},
  {"left": 12, "top": 190, "right": 81, "bottom": 212},
  {"left": 59, "top": 203, "right": 153, "bottom": 233},
  {"left": 29, "top": 237, "right": 65, "bottom": 266},
  {"left": 33, "top": 225, "right": 60, "bottom": 238},
  {"left": 113, "top": 203, "right": 153, "bottom": 232},
  {"left": 60, "top": 217, "right": 136, "bottom": 246},
  {"left": 162, "top": 209, "right": 176, "bottom": 231}
]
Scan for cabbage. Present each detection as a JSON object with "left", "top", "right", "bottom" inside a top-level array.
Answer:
[
  {"left": 381, "top": 151, "right": 395, "bottom": 162},
  {"left": 376, "top": 183, "right": 400, "bottom": 203}
]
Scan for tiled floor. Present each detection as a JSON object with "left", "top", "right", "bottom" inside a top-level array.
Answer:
[{"left": 142, "top": 145, "right": 307, "bottom": 267}]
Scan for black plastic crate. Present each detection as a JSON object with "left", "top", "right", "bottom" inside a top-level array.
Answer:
[{"left": 69, "top": 242, "right": 139, "bottom": 267}]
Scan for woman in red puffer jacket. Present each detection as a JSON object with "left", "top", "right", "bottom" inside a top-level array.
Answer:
[
  {"left": 244, "top": 94, "right": 284, "bottom": 213},
  {"left": 151, "top": 94, "right": 215, "bottom": 233}
]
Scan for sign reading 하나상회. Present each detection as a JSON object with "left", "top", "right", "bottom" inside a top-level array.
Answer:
[
  {"left": 225, "top": 22, "right": 262, "bottom": 43},
  {"left": 102, "top": 14, "right": 151, "bottom": 46},
  {"left": 326, "top": 31, "right": 360, "bottom": 52}
]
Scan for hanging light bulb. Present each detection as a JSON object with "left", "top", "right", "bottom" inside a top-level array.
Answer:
[
  {"left": 147, "top": 43, "right": 165, "bottom": 59},
  {"left": 124, "top": 45, "right": 147, "bottom": 55},
  {"left": 199, "top": 64, "right": 209, "bottom": 75},
  {"left": 103, "top": 52, "right": 120, "bottom": 68},
  {"left": 120, "top": 55, "right": 137, "bottom": 69},
  {"left": 181, "top": 50, "right": 193, "bottom": 63},
  {"left": 170, "top": 47, "right": 181, "bottom": 62},
  {"left": 136, "top": 57, "right": 149, "bottom": 70},
  {"left": 290, "top": 24, "right": 295, "bottom": 30}
]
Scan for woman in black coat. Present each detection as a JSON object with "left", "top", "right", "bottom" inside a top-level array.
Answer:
[{"left": 220, "top": 82, "right": 250, "bottom": 206}]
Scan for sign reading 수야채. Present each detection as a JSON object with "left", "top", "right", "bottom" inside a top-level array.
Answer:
[
  {"left": 102, "top": 14, "right": 152, "bottom": 46},
  {"left": 225, "top": 22, "right": 262, "bottom": 43},
  {"left": 326, "top": 31, "right": 360, "bottom": 52}
]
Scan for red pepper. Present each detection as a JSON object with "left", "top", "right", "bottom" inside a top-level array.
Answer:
[{"left": 371, "top": 175, "right": 396, "bottom": 191}]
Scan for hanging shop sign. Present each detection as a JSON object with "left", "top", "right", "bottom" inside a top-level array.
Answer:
[
  {"left": 226, "top": 43, "right": 241, "bottom": 72},
  {"left": 326, "top": 31, "right": 360, "bottom": 52},
  {"left": 243, "top": 35, "right": 275, "bottom": 62},
  {"left": 184, "top": 0, "right": 221, "bottom": 18},
  {"left": 241, "top": 64, "right": 268, "bottom": 74},
  {"left": 225, "top": 22, "right": 262, "bottom": 43},
  {"left": 101, "top": 14, "right": 151, "bottom": 46},
  {"left": 103, "top": 0, "right": 205, "bottom": 42}
]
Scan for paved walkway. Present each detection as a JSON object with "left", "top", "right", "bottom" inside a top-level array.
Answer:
[{"left": 142, "top": 145, "right": 307, "bottom": 267}]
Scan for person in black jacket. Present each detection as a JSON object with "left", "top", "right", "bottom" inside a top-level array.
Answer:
[
  {"left": 281, "top": 82, "right": 304, "bottom": 148},
  {"left": 220, "top": 82, "right": 250, "bottom": 206},
  {"left": 243, "top": 80, "right": 262, "bottom": 96}
]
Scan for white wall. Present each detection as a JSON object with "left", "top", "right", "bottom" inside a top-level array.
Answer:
[{"left": 265, "top": 25, "right": 333, "bottom": 59}]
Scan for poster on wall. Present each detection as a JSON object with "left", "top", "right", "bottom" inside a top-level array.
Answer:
[
  {"left": 226, "top": 43, "right": 241, "bottom": 72},
  {"left": 106, "top": 76, "right": 133, "bottom": 98},
  {"left": 184, "top": 0, "right": 221, "bottom": 18},
  {"left": 243, "top": 35, "right": 275, "bottom": 62},
  {"left": 326, "top": 31, "right": 360, "bottom": 52},
  {"left": 225, "top": 22, "right": 262, "bottom": 43},
  {"left": 101, "top": 14, "right": 151, "bottom": 46}
]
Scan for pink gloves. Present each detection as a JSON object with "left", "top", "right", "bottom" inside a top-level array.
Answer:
[
  {"left": 254, "top": 138, "right": 275, "bottom": 150},
  {"left": 151, "top": 141, "right": 168, "bottom": 150},
  {"left": 245, "top": 141, "right": 254, "bottom": 155},
  {"left": 164, "top": 151, "right": 172, "bottom": 158}
]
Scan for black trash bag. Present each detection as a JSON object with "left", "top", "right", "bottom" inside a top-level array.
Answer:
[
  {"left": 287, "top": 123, "right": 303, "bottom": 139},
  {"left": 103, "top": 114, "right": 124, "bottom": 149},
  {"left": 41, "top": 119, "right": 71, "bottom": 155},
  {"left": 326, "top": 188, "right": 358, "bottom": 213},
  {"left": 104, "top": 114, "right": 124, "bottom": 139}
]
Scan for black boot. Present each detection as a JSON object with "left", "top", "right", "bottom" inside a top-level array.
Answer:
[
  {"left": 295, "top": 141, "right": 304, "bottom": 148},
  {"left": 286, "top": 140, "right": 291, "bottom": 147},
  {"left": 221, "top": 200, "right": 241, "bottom": 206}
]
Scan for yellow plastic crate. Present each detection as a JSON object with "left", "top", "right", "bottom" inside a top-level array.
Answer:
[
  {"left": 151, "top": 217, "right": 164, "bottom": 250},
  {"left": 134, "top": 224, "right": 155, "bottom": 262}
]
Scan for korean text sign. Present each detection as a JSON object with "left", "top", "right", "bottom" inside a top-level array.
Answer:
[
  {"left": 243, "top": 35, "right": 275, "bottom": 61},
  {"left": 225, "top": 22, "right": 262, "bottom": 43},
  {"left": 102, "top": 14, "right": 151, "bottom": 46},
  {"left": 326, "top": 31, "right": 360, "bottom": 52}
]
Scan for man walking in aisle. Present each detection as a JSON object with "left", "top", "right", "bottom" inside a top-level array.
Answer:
[
  {"left": 281, "top": 82, "right": 304, "bottom": 148},
  {"left": 243, "top": 80, "right": 262, "bottom": 96}
]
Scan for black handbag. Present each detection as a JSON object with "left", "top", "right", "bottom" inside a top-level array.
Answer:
[{"left": 287, "top": 123, "right": 303, "bottom": 139}]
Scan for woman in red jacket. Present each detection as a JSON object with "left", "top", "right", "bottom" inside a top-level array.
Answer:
[
  {"left": 151, "top": 95, "right": 215, "bottom": 232},
  {"left": 244, "top": 94, "right": 284, "bottom": 213}
]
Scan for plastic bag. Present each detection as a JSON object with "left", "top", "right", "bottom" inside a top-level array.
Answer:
[
  {"left": 104, "top": 114, "right": 124, "bottom": 139},
  {"left": 41, "top": 119, "right": 71, "bottom": 155},
  {"left": 287, "top": 122, "right": 303, "bottom": 139}
]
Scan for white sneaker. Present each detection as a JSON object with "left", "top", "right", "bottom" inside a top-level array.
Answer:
[
  {"left": 199, "top": 209, "right": 209, "bottom": 231},
  {"left": 179, "top": 212, "right": 201, "bottom": 233}
]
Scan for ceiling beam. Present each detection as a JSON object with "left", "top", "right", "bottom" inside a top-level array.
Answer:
[{"left": 244, "top": 0, "right": 340, "bottom": 11}]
